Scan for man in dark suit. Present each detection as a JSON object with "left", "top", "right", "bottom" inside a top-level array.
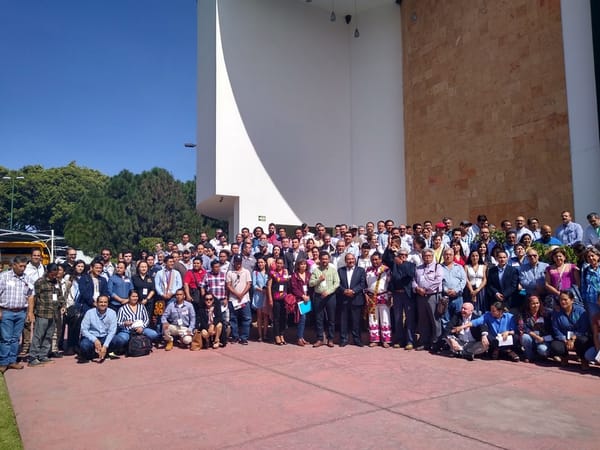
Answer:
[
  {"left": 337, "top": 253, "right": 367, "bottom": 347},
  {"left": 390, "top": 249, "right": 416, "bottom": 350},
  {"left": 284, "top": 237, "right": 307, "bottom": 274},
  {"left": 443, "top": 301, "right": 487, "bottom": 360},
  {"left": 486, "top": 250, "right": 519, "bottom": 311}
]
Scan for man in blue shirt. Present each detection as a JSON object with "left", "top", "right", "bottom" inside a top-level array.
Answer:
[
  {"left": 161, "top": 289, "right": 195, "bottom": 351},
  {"left": 465, "top": 301, "right": 520, "bottom": 362},
  {"left": 554, "top": 211, "right": 583, "bottom": 246},
  {"left": 78, "top": 295, "right": 117, "bottom": 363}
]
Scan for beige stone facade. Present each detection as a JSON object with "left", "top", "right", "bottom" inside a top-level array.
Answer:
[{"left": 402, "top": 0, "right": 572, "bottom": 226}]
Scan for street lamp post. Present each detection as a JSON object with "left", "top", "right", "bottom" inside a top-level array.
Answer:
[{"left": 2, "top": 175, "right": 25, "bottom": 229}]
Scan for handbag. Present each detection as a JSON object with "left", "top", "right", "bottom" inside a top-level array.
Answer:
[
  {"left": 435, "top": 294, "right": 449, "bottom": 316},
  {"left": 66, "top": 303, "right": 82, "bottom": 321}
]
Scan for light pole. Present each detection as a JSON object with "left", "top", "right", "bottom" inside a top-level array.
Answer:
[{"left": 2, "top": 175, "right": 25, "bottom": 229}]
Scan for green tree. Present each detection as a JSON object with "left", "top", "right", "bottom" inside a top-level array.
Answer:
[
  {"left": 0, "top": 162, "right": 108, "bottom": 233},
  {"left": 65, "top": 168, "right": 223, "bottom": 255}
]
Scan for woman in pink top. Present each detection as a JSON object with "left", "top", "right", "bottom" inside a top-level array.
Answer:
[{"left": 545, "top": 248, "right": 580, "bottom": 308}]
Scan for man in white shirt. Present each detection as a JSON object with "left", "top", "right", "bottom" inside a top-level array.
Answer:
[
  {"left": 226, "top": 256, "right": 252, "bottom": 345},
  {"left": 583, "top": 212, "right": 600, "bottom": 247}
]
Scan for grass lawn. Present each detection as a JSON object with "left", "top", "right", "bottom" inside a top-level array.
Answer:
[{"left": 0, "top": 375, "right": 23, "bottom": 450}]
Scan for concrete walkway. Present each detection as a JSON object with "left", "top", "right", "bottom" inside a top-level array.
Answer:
[{"left": 5, "top": 340, "right": 600, "bottom": 449}]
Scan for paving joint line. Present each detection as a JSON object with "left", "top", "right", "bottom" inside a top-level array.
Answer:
[{"left": 219, "top": 352, "right": 509, "bottom": 450}]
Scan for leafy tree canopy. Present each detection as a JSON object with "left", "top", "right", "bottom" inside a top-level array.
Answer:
[
  {"left": 0, "top": 162, "right": 108, "bottom": 233},
  {"left": 0, "top": 163, "right": 224, "bottom": 256}
]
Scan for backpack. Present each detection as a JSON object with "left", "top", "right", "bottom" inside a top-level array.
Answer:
[{"left": 127, "top": 333, "right": 152, "bottom": 357}]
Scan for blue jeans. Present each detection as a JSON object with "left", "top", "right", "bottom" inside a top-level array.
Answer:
[
  {"left": 112, "top": 328, "right": 160, "bottom": 353},
  {"left": 297, "top": 312, "right": 306, "bottom": 340},
  {"left": 229, "top": 302, "right": 251, "bottom": 341},
  {"left": 0, "top": 309, "right": 26, "bottom": 365},
  {"left": 79, "top": 335, "right": 116, "bottom": 360},
  {"left": 520, "top": 333, "right": 549, "bottom": 360}
]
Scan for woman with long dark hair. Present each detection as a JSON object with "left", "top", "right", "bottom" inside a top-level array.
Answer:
[{"left": 267, "top": 257, "right": 290, "bottom": 345}]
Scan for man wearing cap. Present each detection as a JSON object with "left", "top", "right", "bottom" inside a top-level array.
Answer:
[
  {"left": 226, "top": 255, "right": 252, "bottom": 345},
  {"left": 434, "top": 222, "right": 450, "bottom": 246}
]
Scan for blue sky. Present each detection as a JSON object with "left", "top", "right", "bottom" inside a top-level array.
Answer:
[{"left": 0, "top": 0, "right": 198, "bottom": 181}]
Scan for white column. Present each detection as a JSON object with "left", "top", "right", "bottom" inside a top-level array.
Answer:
[{"left": 561, "top": 0, "right": 600, "bottom": 221}]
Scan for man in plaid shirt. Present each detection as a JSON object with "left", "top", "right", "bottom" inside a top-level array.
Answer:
[
  {"left": 28, "top": 263, "right": 65, "bottom": 366},
  {"left": 201, "top": 260, "right": 229, "bottom": 331}
]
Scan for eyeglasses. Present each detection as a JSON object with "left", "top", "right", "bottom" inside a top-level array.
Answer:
[{"left": 527, "top": 254, "right": 538, "bottom": 258}]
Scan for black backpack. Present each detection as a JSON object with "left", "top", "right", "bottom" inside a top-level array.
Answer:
[{"left": 127, "top": 333, "right": 152, "bottom": 357}]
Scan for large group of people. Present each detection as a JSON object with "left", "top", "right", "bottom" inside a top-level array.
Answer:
[{"left": 1, "top": 210, "right": 600, "bottom": 374}]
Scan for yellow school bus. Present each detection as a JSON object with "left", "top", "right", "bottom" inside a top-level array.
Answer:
[{"left": 0, "top": 239, "right": 52, "bottom": 271}]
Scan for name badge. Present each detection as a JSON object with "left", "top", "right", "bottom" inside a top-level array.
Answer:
[
  {"left": 142, "top": 288, "right": 148, "bottom": 296},
  {"left": 52, "top": 293, "right": 58, "bottom": 302},
  {"left": 303, "top": 285, "right": 308, "bottom": 293},
  {"left": 567, "top": 331, "right": 574, "bottom": 340},
  {"left": 219, "top": 280, "right": 225, "bottom": 286},
  {"left": 279, "top": 285, "right": 285, "bottom": 292},
  {"left": 182, "top": 310, "right": 188, "bottom": 315},
  {"left": 177, "top": 318, "right": 183, "bottom": 326}
]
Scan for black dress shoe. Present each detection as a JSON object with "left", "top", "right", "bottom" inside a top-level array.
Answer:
[
  {"left": 339, "top": 342, "right": 348, "bottom": 347},
  {"left": 354, "top": 341, "right": 364, "bottom": 347}
]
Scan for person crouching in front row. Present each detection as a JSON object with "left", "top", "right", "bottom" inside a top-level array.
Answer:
[
  {"left": 192, "top": 293, "right": 225, "bottom": 350},
  {"left": 443, "top": 302, "right": 487, "bottom": 361},
  {"left": 161, "top": 289, "right": 195, "bottom": 351}
]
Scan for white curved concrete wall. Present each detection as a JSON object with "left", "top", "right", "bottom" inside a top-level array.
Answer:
[
  {"left": 197, "top": 0, "right": 405, "bottom": 231},
  {"left": 561, "top": 0, "right": 600, "bottom": 222}
]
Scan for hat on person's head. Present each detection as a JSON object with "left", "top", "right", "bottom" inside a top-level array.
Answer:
[
  {"left": 435, "top": 222, "right": 446, "bottom": 229},
  {"left": 460, "top": 220, "right": 472, "bottom": 227},
  {"left": 232, "top": 255, "right": 243, "bottom": 264},
  {"left": 350, "top": 224, "right": 358, "bottom": 230}
]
